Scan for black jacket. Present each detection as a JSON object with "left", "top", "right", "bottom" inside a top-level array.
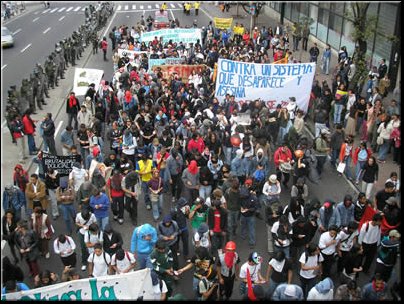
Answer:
[
  {"left": 207, "top": 207, "right": 228, "bottom": 232},
  {"left": 102, "top": 231, "right": 123, "bottom": 256},
  {"left": 2, "top": 215, "right": 17, "bottom": 243}
]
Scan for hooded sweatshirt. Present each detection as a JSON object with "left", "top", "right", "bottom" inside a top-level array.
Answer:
[
  {"left": 307, "top": 277, "right": 334, "bottom": 300},
  {"left": 130, "top": 223, "right": 158, "bottom": 254}
]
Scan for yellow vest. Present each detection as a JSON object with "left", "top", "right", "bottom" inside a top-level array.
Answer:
[
  {"left": 136, "top": 159, "right": 153, "bottom": 182},
  {"left": 161, "top": 3, "right": 167, "bottom": 10},
  {"left": 185, "top": 3, "right": 191, "bottom": 10},
  {"left": 194, "top": 2, "right": 200, "bottom": 9},
  {"left": 233, "top": 25, "right": 239, "bottom": 35}
]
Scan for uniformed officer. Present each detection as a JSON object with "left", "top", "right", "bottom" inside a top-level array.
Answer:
[
  {"left": 31, "top": 69, "right": 45, "bottom": 110},
  {"left": 45, "top": 56, "right": 56, "bottom": 89},
  {"left": 35, "top": 63, "right": 50, "bottom": 99},
  {"left": 21, "top": 78, "right": 35, "bottom": 114}
]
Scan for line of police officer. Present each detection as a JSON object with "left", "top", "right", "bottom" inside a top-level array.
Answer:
[{"left": 5, "top": 2, "right": 114, "bottom": 143}]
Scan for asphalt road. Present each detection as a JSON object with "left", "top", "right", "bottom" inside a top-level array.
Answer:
[{"left": 1, "top": 1, "right": 399, "bottom": 300}]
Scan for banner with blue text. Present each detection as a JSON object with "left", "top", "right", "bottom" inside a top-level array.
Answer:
[
  {"left": 140, "top": 28, "right": 202, "bottom": 47},
  {"left": 214, "top": 58, "right": 316, "bottom": 112}
]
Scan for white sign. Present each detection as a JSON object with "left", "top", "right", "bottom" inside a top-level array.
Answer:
[
  {"left": 233, "top": 113, "right": 251, "bottom": 125},
  {"left": 117, "top": 48, "right": 148, "bottom": 61},
  {"left": 2, "top": 269, "right": 154, "bottom": 300},
  {"left": 214, "top": 59, "right": 316, "bottom": 112},
  {"left": 141, "top": 28, "right": 202, "bottom": 47},
  {"left": 148, "top": 57, "right": 185, "bottom": 72},
  {"left": 73, "top": 68, "right": 104, "bottom": 96}
]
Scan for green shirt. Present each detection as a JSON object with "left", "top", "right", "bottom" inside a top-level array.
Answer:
[{"left": 190, "top": 205, "right": 208, "bottom": 229}]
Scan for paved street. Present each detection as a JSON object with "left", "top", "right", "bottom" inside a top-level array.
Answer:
[{"left": 1, "top": 1, "right": 400, "bottom": 300}]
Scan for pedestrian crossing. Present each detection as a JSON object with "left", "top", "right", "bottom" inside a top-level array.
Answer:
[{"left": 38, "top": 3, "right": 185, "bottom": 15}]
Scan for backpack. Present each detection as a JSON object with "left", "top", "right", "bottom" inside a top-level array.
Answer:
[
  {"left": 92, "top": 251, "right": 109, "bottom": 266},
  {"left": 113, "top": 251, "right": 131, "bottom": 265}
]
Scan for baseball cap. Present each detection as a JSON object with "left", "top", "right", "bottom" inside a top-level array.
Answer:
[
  {"left": 386, "top": 197, "right": 398, "bottom": 205},
  {"left": 284, "top": 285, "right": 297, "bottom": 298},
  {"left": 389, "top": 229, "right": 401, "bottom": 239},
  {"left": 245, "top": 178, "right": 253, "bottom": 185}
]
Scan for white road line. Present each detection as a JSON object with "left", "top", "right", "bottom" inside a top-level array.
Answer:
[
  {"left": 20, "top": 43, "right": 32, "bottom": 53},
  {"left": 1, "top": 120, "right": 7, "bottom": 127},
  {"left": 102, "top": 7, "right": 118, "bottom": 38},
  {"left": 73, "top": 6, "right": 81, "bottom": 12},
  {"left": 200, "top": 6, "right": 214, "bottom": 21},
  {"left": 125, "top": 5, "right": 128, "bottom": 10},
  {"left": 42, "top": 8, "right": 50, "bottom": 14},
  {"left": 59, "top": 16, "right": 65, "bottom": 21},
  {"left": 49, "top": 8, "right": 58, "bottom": 13},
  {"left": 43, "top": 27, "right": 51, "bottom": 34},
  {"left": 66, "top": 6, "right": 74, "bottom": 12},
  {"left": 1, "top": 64, "right": 7, "bottom": 70},
  {"left": 81, "top": 7, "right": 86, "bottom": 11},
  {"left": 143, "top": 10, "right": 145, "bottom": 15},
  {"left": 117, "top": 5, "right": 122, "bottom": 10},
  {"left": 54, "top": 121, "right": 63, "bottom": 139},
  {"left": 178, "top": 3, "right": 183, "bottom": 8},
  {"left": 147, "top": 5, "right": 152, "bottom": 9},
  {"left": 13, "top": 28, "right": 21, "bottom": 35},
  {"left": 155, "top": 4, "right": 159, "bottom": 9},
  {"left": 33, "top": 17, "right": 40, "bottom": 22},
  {"left": 169, "top": 9, "right": 175, "bottom": 20},
  {"left": 170, "top": 4, "right": 175, "bottom": 8},
  {"left": 140, "top": 5, "right": 144, "bottom": 9},
  {"left": 132, "top": 4, "right": 136, "bottom": 9},
  {"left": 34, "top": 11, "right": 40, "bottom": 15},
  {"left": 58, "top": 7, "right": 66, "bottom": 12}
]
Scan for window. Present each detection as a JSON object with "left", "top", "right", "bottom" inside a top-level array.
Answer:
[
  {"left": 291, "top": 3, "right": 300, "bottom": 22},
  {"left": 309, "top": 4, "right": 318, "bottom": 36},
  {"left": 377, "top": 3, "right": 397, "bottom": 35},
  {"left": 329, "top": 14, "right": 343, "bottom": 34},
  {"left": 330, "top": 3, "right": 345, "bottom": 16},
  {"left": 284, "top": 3, "right": 292, "bottom": 21}
]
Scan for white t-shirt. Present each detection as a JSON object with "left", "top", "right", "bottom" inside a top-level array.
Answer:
[
  {"left": 193, "top": 231, "right": 210, "bottom": 248},
  {"left": 87, "top": 252, "right": 111, "bottom": 277},
  {"left": 110, "top": 251, "right": 136, "bottom": 273},
  {"left": 337, "top": 229, "right": 359, "bottom": 252},
  {"left": 318, "top": 232, "right": 341, "bottom": 255},
  {"left": 152, "top": 279, "right": 168, "bottom": 300},
  {"left": 271, "top": 221, "right": 292, "bottom": 247},
  {"left": 84, "top": 231, "right": 104, "bottom": 254},
  {"left": 75, "top": 213, "right": 97, "bottom": 235},
  {"left": 239, "top": 262, "right": 261, "bottom": 282},
  {"left": 299, "top": 252, "right": 324, "bottom": 279}
]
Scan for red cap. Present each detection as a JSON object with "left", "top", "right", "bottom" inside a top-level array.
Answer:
[
  {"left": 225, "top": 241, "right": 236, "bottom": 251},
  {"left": 245, "top": 178, "right": 253, "bottom": 185},
  {"left": 324, "top": 202, "right": 331, "bottom": 208}
]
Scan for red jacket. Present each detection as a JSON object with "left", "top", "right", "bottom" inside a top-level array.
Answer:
[
  {"left": 339, "top": 143, "right": 353, "bottom": 163},
  {"left": 101, "top": 40, "right": 108, "bottom": 50},
  {"left": 352, "top": 147, "right": 372, "bottom": 165},
  {"left": 22, "top": 114, "right": 36, "bottom": 135},
  {"left": 273, "top": 147, "right": 292, "bottom": 168},
  {"left": 187, "top": 138, "right": 205, "bottom": 154}
]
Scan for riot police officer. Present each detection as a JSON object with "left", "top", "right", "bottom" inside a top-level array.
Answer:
[
  {"left": 35, "top": 63, "right": 50, "bottom": 99},
  {"left": 45, "top": 56, "right": 56, "bottom": 89},
  {"left": 31, "top": 69, "right": 45, "bottom": 110},
  {"left": 21, "top": 78, "right": 35, "bottom": 114}
]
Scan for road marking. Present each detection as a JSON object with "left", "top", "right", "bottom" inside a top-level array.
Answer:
[
  {"left": 66, "top": 6, "right": 74, "bottom": 12},
  {"left": 34, "top": 11, "right": 40, "bottom": 15},
  {"left": 117, "top": 5, "right": 122, "bottom": 11},
  {"left": 169, "top": 3, "right": 175, "bottom": 8},
  {"left": 200, "top": 6, "right": 214, "bottom": 21},
  {"left": 43, "top": 27, "right": 51, "bottom": 34},
  {"left": 147, "top": 5, "right": 152, "bottom": 9},
  {"left": 49, "top": 8, "right": 58, "bottom": 13},
  {"left": 13, "top": 28, "right": 21, "bottom": 35},
  {"left": 33, "top": 17, "right": 40, "bottom": 22},
  {"left": 73, "top": 6, "right": 81, "bottom": 12},
  {"left": 155, "top": 4, "right": 159, "bottom": 9},
  {"left": 102, "top": 6, "right": 118, "bottom": 38},
  {"left": 132, "top": 4, "right": 136, "bottom": 9},
  {"left": 125, "top": 5, "right": 128, "bottom": 10},
  {"left": 169, "top": 9, "right": 175, "bottom": 20},
  {"left": 1, "top": 64, "right": 7, "bottom": 70},
  {"left": 58, "top": 7, "right": 66, "bottom": 12},
  {"left": 42, "top": 8, "right": 50, "bottom": 14},
  {"left": 20, "top": 43, "right": 32, "bottom": 53},
  {"left": 140, "top": 5, "right": 144, "bottom": 9},
  {"left": 1, "top": 120, "right": 7, "bottom": 127},
  {"left": 178, "top": 3, "right": 183, "bottom": 8},
  {"left": 59, "top": 16, "right": 65, "bottom": 21},
  {"left": 54, "top": 121, "right": 63, "bottom": 139},
  {"left": 81, "top": 7, "right": 86, "bottom": 11}
]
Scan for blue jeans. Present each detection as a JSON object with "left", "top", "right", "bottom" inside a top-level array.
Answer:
[
  {"left": 224, "top": 146, "right": 232, "bottom": 165},
  {"left": 60, "top": 204, "right": 76, "bottom": 234},
  {"left": 27, "top": 134, "right": 37, "bottom": 154},
  {"left": 333, "top": 103, "right": 344, "bottom": 124},
  {"left": 315, "top": 123, "right": 327, "bottom": 138},
  {"left": 377, "top": 139, "right": 390, "bottom": 161},
  {"left": 322, "top": 57, "right": 330, "bottom": 74},
  {"left": 274, "top": 245, "right": 290, "bottom": 259},
  {"left": 240, "top": 215, "right": 256, "bottom": 245},
  {"left": 80, "top": 147, "right": 89, "bottom": 169},
  {"left": 355, "top": 160, "right": 366, "bottom": 182},
  {"left": 227, "top": 210, "right": 240, "bottom": 240},
  {"left": 266, "top": 278, "right": 280, "bottom": 299},
  {"left": 141, "top": 181, "right": 151, "bottom": 207},
  {"left": 96, "top": 216, "right": 109, "bottom": 231},
  {"left": 151, "top": 194, "right": 163, "bottom": 220},
  {"left": 199, "top": 185, "right": 212, "bottom": 201},
  {"left": 342, "top": 156, "right": 353, "bottom": 180},
  {"left": 137, "top": 252, "right": 153, "bottom": 270},
  {"left": 277, "top": 126, "right": 288, "bottom": 145},
  {"left": 330, "top": 149, "right": 340, "bottom": 168}
]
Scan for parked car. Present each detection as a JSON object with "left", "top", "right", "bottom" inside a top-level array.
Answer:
[
  {"left": 154, "top": 10, "right": 169, "bottom": 29},
  {"left": 1, "top": 26, "right": 14, "bottom": 47}
]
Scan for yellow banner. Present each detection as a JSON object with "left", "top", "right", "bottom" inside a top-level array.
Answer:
[{"left": 214, "top": 17, "right": 233, "bottom": 29}]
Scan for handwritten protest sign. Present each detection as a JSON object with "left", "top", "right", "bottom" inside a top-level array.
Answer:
[
  {"left": 117, "top": 49, "right": 148, "bottom": 62},
  {"left": 233, "top": 113, "right": 252, "bottom": 126},
  {"left": 89, "top": 160, "right": 113, "bottom": 181},
  {"left": 214, "top": 58, "right": 316, "bottom": 112},
  {"left": 73, "top": 68, "right": 104, "bottom": 96},
  {"left": 141, "top": 28, "right": 202, "bottom": 46},
  {"left": 148, "top": 57, "right": 185, "bottom": 72},
  {"left": 214, "top": 17, "right": 233, "bottom": 29},
  {"left": 151, "top": 64, "right": 207, "bottom": 80},
  {"left": 2, "top": 269, "right": 154, "bottom": 300},
  {"left": 42, "top": 153, "right": 80, "bottom": 177}
]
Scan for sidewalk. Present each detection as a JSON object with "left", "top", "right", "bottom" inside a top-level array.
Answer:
[
  {"left": 1, "top": 1, "right": 43, "bottom": 24},
  {"left": 202, "top": 2, "right": 399, "bottom": 196}
]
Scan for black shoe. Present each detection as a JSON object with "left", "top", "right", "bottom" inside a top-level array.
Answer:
[
  {"left": 33, "top": 111, "right": 37, "bottom": 114},
  {"left": 45, "top": 95, "right": 50, "bottom": 98},
  {"left": 42, "top": 102, "right": 48, "bottom": 105},
  {"left": 61, "top": 77, "right": 65, "bottom": 79},
  {"left": 38, "top": 106, "right": 44, "bottom": 110}
]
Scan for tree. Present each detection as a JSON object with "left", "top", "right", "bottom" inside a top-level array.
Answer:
[{"left": 348, "top": 3, "right": 377, "bottom": 91}]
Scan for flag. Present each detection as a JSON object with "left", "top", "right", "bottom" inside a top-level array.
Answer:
[
  {"left": 246, "top": 268, "right": 256, "bottom": 301},
  {"left": 358, "top": 205, "right": 377, "bottom": 231},
  {"left": 381, "top": 215, "right": 400, "bottom": 236},
  {"left": 272, "top": 57, "right": 288, "bottom": 64}
]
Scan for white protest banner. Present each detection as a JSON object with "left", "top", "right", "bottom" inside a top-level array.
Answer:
[
  {"left": 233, "top": 113, "right": 252, "bottom": 126},
  {"left": 42, "top": 153, "right": 81, "bottom": 177},
  {"left": 2, "top": 269, "right": 154, "bottom": 301},
  {"left": 117, "top": 48, "right": 148, "bottom": 62},
  {"left": 73, "top": 68, "right": 104, "bottom": 96},
  {"left": 214, "top": 58, "right": 316, "bottom": 112},
  {"left": 141, "top": 28, "right": 202, "bottom": 47},
  {"left": 148, "top": 57, "right": 185, "bottom": 72},
  {"left": 89, "top": 159, "right": 112, "bottom": 181}
]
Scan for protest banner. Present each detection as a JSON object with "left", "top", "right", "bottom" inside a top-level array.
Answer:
[
  {"left": 151, "top": 64, "right": 207, "bottom": 80},
  {"left": 117, "top": 48, "right": 148, "bottom": 62},
  {"left": 140, "top": 28, "right": 202, "bottom": 47},
  {"left": 89, "top": 160, "right": 113, "bottom": 181},
  {"left": 214, "top": 58, "right": 316, "bottom": 113},
  {"left": 42, "top": 153, "right": 80, "bottom": 177},
  {"left": 233, "top": 112, "right": 252, "bottom": 126},
  {"left": 2, "top": 269, "right": 154, "bottom": 300},
  {"left": 148, "top": 57, "right": 185, "bottom": 72},
  {"left": 73, "top": 68, "right": 104, "bottom": 96},
  {"left": 214, "top": 17, "right": 233, "bottom": 29}
]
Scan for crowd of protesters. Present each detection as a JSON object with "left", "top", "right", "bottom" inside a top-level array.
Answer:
[{"left": 2, "top": 2, "right": 401, "bottom": 301}]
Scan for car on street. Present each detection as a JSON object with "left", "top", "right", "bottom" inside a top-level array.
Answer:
[
  {"left": 1, "top": 26, "right": 14, "bottom": 47},
  {"left": 154, "top": 10, "right": 169, "bottom": 29}
]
